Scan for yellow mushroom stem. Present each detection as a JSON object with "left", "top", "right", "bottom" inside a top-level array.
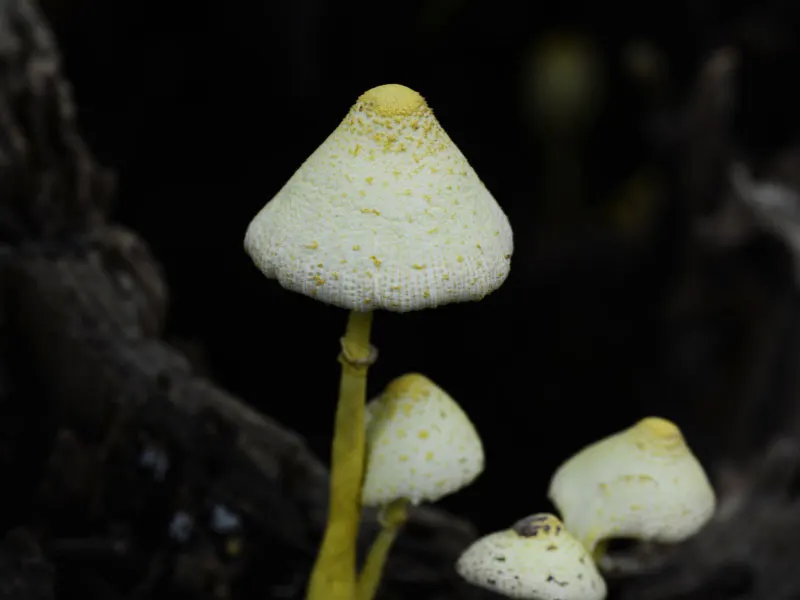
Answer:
[
  {"left": 357, "top": 498, "right": 410, "bottom": 600},
  {"left": 306, "top": 309, "right": 375, "bottom": 600},
  {"left": 591, "top": 538, "right": 609, "bottom": 564}
]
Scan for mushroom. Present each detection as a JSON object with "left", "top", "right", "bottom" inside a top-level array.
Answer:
[
  {"left": 547, "top": 417, "right": 716, "bottom": 561},
  {"left": 524, "top": 33, "right": 603, "bottom": 226},
  {"left": 244, "top": 83, "right": 512, "bottom": 600},
  {"left": 357, "top": 373, "right": 484, "bottom": 600},
  {"left": 456, "top": 513, "right": 607, "bottom": 600}
]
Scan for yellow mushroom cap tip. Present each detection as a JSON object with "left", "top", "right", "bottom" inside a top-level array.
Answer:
[
  {"left": 383, "top": 372, "right": 432, "bottom": 396},
  {"left": 636, "top": 417, "right": 680, "bottom": 438},
  {"left": 358, "top": 84, "right": 427, "bottom": 116}
]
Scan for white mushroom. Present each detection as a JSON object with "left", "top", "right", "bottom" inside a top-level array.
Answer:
[
  {"left": 356, "top": 373, "right": 484, "bottom": 600},
  {"left": 456, "top": 513, "right": 607, "bottom": 600},
  {"left": 548, "top": 417, "right": 716, "bottom": 555},
  {"left": 362, "top": 373, "right": 484, "bottom": 506},
  {"left": 244, "top": 83, "right": 513, "bottom": 312}
]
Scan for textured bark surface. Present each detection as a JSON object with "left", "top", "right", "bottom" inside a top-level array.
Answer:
[
  {"left": 0, "top": 1, "right": 499, "bottom": 598},
  {"left": 3, "top": 229, "right": 497, "bottom": 600}
]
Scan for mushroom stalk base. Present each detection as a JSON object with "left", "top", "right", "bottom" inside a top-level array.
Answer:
[
  {"left": 356, "top": 499, "right": 409, "bottom": 600},
  {"left": 306, "top": 309, "right": 375, "bottom": 600}
]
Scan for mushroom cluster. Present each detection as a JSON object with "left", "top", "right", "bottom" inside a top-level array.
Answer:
[
  {"left": 243, "top": 83, "right": 513, "bottom": 600},
  {"left": 456, "top": 417, "right": 716, "bottom": 600}
]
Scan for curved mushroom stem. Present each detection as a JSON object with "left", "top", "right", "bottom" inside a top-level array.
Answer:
[
  {"left": 307, "top": 310, "right": 376, "bottom": 600},
  {"left": 591, "top": 538, "right": 609, "bottom": 564},
  {"left": 356, "top": 498, "right": 410, "bottom": 600}
]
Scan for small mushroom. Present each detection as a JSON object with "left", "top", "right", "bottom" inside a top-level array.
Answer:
[
  {"left": 547, "top": 417, "right": 716, "bottom": 558},
  {"left": 357, "top": 373, "right": 484, "bottom": 600},
  {"left": 362, "top": 373, "right": 484, "bottom": 507},
  {"left": 456, "top": 513, "right": 607, "bottom": 600}
]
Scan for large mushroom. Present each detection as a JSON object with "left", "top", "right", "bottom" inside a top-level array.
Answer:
[{"left": 244, "top": 83, "right": 513, "bottom": 600}]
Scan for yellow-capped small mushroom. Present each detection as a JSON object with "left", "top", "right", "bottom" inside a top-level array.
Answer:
[
  {"left": 456, "top": 513, "right": 607, "bottom": 600},
  {"left": 362, "top": 373, "right": 484, "bottom": 507},
  {"left": 357, "top": 373, "right": 484, "bottom": 600},
  {"left": 243, "top": 83, "right": 513, "bottom": 600}
]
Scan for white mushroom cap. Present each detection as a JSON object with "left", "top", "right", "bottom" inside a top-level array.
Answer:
[
  {"left": 456, "top": 513, "right": 607, "bottom": 600},
  {"left": 361, "top": 373, "right": 484, "bottom": 506},
  {"left": 244, "top": 83, "right": 513, "bottom": 312},
  {"left": 548, "top": 417, "right": 716, "bottom": 552}
]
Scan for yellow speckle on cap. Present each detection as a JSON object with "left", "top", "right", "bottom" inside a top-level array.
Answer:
[{"left": 359, "top": 84, "right": 427, "bottom": 117}]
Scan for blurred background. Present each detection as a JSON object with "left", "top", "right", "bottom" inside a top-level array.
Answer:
[{"left": 36, "top": 0, "right": 800, "bottom": 534}]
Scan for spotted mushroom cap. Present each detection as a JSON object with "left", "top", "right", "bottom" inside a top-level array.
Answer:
[
  {"left": 243, "top": 83, "right": 513, "bottom": 312},
  {"left": 456, "top": 513, "right": 607, "bottom": 600},
  {"left": 361, "top": 373, "right": 484, "bottom": 506},
  {"left": 548, "top": 417, "right": 716, "bottom": 552}
]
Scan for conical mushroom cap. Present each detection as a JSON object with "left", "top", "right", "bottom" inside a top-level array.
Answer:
[
  {"left": 244, "top": 84, "right": 513, "bottom": 312},
  {"left": 361, "top": 373, "right": 484, "bottom": 506},
  {"left": 456, "top": 513, "right": 607, "bottom": 600},
  {"left": 548, "top": 417, "right": 716, "bottom": 551}
]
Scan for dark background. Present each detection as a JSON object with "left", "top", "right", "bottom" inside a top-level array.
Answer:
[{"left": 38, "top": 0, "right": 800, "bottom": 533}]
